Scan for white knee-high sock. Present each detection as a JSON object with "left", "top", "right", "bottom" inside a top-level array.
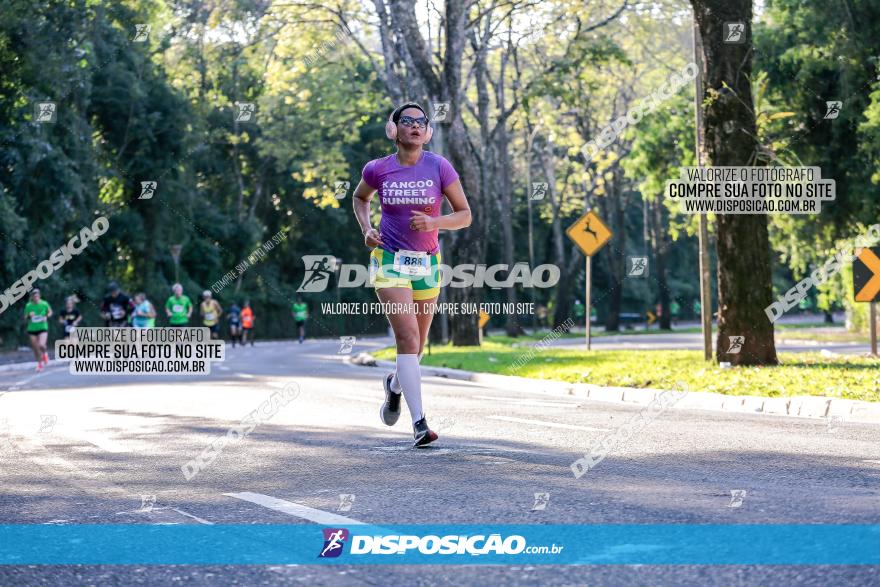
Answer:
[
  {"left": 396, "top": 353, "right": 423, "bottom": 423},
  {"left": 391, "top": 351, "right": 423, "bottom": 392}
]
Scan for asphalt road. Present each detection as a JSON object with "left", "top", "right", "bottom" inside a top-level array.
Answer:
[{"left": 0, "top": 337, "right": 878, "bottom": 585}]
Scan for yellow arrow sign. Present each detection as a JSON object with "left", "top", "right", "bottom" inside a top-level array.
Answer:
[
  {"left": 854, "top": 248, "right": 880, "bottom": 302},
  {"left": 566, "top": 210, "right": 612, "bottom": 257},
  {"left": 647, "top": 311, "right": 656, "bottom": 325},
  {"left": 479, "top": 311, "right": 490, "bottom": 329}
]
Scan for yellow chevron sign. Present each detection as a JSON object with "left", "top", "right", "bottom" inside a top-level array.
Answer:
[{"left": 854, "top": 247, "right": 880, "bottom": 302}]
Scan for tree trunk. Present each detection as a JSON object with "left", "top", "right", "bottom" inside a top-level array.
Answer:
[
  {"left": 691, "top": 0, "right": 777, "bottom": 365},
  {"left": 600, "top": 167, "right": 625, "bottom": 331},
  {"left": 535, "top": 139, "right": 573, "bottom": 329},
  {"left": 650, "top": 198, "right": 672, "bottom": 330},
  {"left": 552, "top": 246, "right": 582, "bottom": 328},
  {"left": 446, "top": 114, "right": 484, "bottom": 344},
  {"left": 493, "top": 37, "right": 519, "bottom": 337}
]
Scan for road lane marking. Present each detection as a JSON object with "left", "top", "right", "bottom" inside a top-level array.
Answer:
[
  {"left": 337, "top": 394, "right": 376, "bottom": 403},
  {"left": 170, "top": 507, "right": 214, "bottom": 525},
  {"left": 863, "top": 460, "right": 880, "bottom": 465},
  {"left": 9, "top": 368, "right": 54, "bottom": 388},
  {"left": 472, "top": 395, "right": 578, "bottom": 407},
  {"left": 77, "top": 431, "right": 129, "bottom": 453},
  {"left": 369, "top": 444, "right": 536, "bottom": 455},
  {"left": 223, "top": 491, "right": 365, "bottom": 525},
  {"left": 487, "top": 415, "right": 609, "bottom": 432},
  {"left": 115, "top": 506, "right": 214, "bottom": 525}
]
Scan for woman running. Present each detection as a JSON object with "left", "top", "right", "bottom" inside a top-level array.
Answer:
[
  {"left": 292, "top": 295, "right": 308, "bottom": 344},
  {"left": 241, "top": 301, "right": 254, "bottom": 346},
  {"left": 24, "top": 289, "right": 53, "bottom": 371},
  {"left": 352, "top": 102, "right": 471, "bottom": 447},
  {"left": 227, "top": 302, "right": 242, "bottom": 347},
  {"left": 58, "top": 295, "right": 82, "bottom": 338},
  {"left": 132, "top": 293, "right": 157, "bottom": 329}
]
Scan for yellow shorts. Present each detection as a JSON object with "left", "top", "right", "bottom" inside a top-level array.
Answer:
[{"left": 369, "top": 248, "right": 442, "bottom": 301}]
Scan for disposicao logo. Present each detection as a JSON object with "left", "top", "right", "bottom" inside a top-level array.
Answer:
[
  {"left": 318, "top": 528, "right": 349, "bottom": 558},
  {"left": 318, "top": 528, "right": 563, "bottom": 558}
]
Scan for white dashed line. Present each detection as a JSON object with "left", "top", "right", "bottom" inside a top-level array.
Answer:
[
  {"left": 337, "top": 394, "right": 376, "bottom": 403},
  {"left": 76, "top": 431, "right": 129, "bottom": 453},
  {"left": 487, "top": 415, "right": 610, "bottom": 432},
  {"left": 170, "top": 507, "right": 214, "bottom": 525},
  {"left": 472, "top": 394, "right": 578, "bottom": 407},
  {"left": 224, "top": 491, "right": 365, "bottom": 525}
]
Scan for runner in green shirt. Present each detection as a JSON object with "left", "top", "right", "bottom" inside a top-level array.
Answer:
[
  {"left": 292, "top": 296, "right": 308, "bottom": 343},
  {"left": 24, "top": 288, "right": 52, "bottom": 371},
  {"left": 165, "top": 283, "right": 193, "bottom": 326}
]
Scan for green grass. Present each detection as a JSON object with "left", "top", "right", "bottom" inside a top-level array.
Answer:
[
  {"left": 775, "top": 330, "right": 871, "bottom": 343},
  {"left": 375, "top": 341, "right": 880, "bottom": 402},
  {"left": 502, "top": 323, "right": 868, "bottom": 344}
]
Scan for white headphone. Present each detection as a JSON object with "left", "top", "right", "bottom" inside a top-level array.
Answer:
[{"left": 385, "top": 103, "right": 433, "bottom": 143}]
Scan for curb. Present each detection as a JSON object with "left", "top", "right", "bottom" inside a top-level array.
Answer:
[
  {"left": 349, "top": 353, "right": 880, "bottom": 425},
  {"left": 0, "top": 361, "right": 38, "bottom": 373}
]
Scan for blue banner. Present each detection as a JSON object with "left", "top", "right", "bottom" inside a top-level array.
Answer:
[{"left": 0, "top": 525, "right": 878, "bottom": 565}]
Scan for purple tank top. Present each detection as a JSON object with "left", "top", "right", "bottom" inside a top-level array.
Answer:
[{"left": 362, "top": 151, "right": 460, "bottom": 254}]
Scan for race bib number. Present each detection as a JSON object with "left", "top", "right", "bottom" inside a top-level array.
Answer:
[
  {"left": 205, "top": 312, "right": 215, "bottom": 321},
  {"left": 31, "top": 315, "right": 46, "bottom": 323},
  {"left": 393, "top": 249, "right": 429, "bottom": 276},
  {"left": 173, "top": 305, "right": 184, "bottom": 313},
  {"left": 110, "top": 305, "right": 124, "bottom": 319}
]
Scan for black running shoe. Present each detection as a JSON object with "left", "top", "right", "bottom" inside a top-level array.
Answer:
[
  {"left": 412, "top": 416, "right": 438, "bottom": 448},
  {"left": 379, "top": 373, "right": 402, "bottom": 426}
]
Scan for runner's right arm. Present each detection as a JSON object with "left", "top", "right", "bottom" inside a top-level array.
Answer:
[{"left": 352, "top": 179, "right": 382, "bottom": 248}]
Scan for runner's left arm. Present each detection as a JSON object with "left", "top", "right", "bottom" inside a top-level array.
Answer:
[{"left": 410, "top": 179, "right": 471, "bottom": 232}]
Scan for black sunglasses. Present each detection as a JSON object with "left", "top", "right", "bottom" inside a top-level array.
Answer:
[{"left": 398, "top": 115, "right": 428, "bottom": 129}]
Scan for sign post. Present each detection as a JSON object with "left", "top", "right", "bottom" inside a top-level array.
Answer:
[
  {"left": 478, "top": 310, "right": 490, "bottom": 345},
  {"left": 692, "top": 18, "right": 713, "bottom": 361},
  {"left": 566, "top": 210, "right": 613, "bottom": 351},
  {"left": 871, "top": 303, "right": 877, "bottom": 358},
  {"left": 169, "top": 244, "right": 183, "bottom": 283},
  {"left": 854, "top": 246, "right": 880, "bottom": 356},
  {"left": 585, "top": 257, "right": 591, "bottom": 349}
]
